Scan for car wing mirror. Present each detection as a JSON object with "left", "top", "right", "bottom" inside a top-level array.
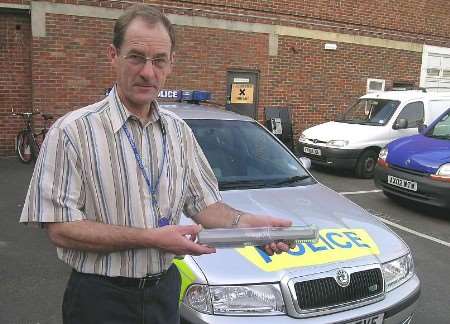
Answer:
[
  {"left": 393, "top": 118, "right": 408, "bottom": 130},
  {"left": 299, "top": 157, "right": 311, "bottom": 170},
  {"left": 418, "top": 123, "right": 427, "bottom": 133}
]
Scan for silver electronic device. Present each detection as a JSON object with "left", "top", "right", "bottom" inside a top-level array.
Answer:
[{"left": 197, "top": 225, "right": 318, "bottom": 248}]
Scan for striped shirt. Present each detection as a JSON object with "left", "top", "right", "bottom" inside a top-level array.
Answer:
[{"left": 20, "top": 86, "right": 221, "bottom": 278}]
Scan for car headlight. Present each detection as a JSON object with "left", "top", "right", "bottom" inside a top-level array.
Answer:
[
  {"left": 436, "top": 163, "right": 450, "bottom": 176},
  {"left": 430, "top": 163, "right": 450, "bottom": 182},
  {"left": 378, "top": 147, "right": 388, "bottom": 161},
  {"left": 327, "top": 140, "right": 349, "bottom": 147},
  {"left": 299, "top": 133, "right": 306, "bottom": 143},
  {"left": 184, "top": 284, "right": 213, "bottom": 314},
  {"left": 184, "top": 283, "right": 286, "bottom": 315},
  {"left": 381, "top": 253, "right": 414, "bottom": 292},
  {"left": 377, "top": 147, "right": 389, "bottom": 168}
]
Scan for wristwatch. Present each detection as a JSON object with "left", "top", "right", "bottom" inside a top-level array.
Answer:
[{"left": 231, "top": 211, "right": 243, "bottom": 227}]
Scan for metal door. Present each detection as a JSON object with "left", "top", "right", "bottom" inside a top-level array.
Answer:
[
  {"left": 226, "top": 71, "right": 259, "bottom": 119},
  {"left": 264, "top": 107, "right": 294, "bottom": 152}
]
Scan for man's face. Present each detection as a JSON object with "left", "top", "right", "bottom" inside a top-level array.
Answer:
[{"left": 109, "top": 19, "right": 173, "bottom": 112}]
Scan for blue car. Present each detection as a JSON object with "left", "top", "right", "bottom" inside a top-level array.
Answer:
[{"left": 374, "top": 108, "right": 450, "bottom": 208}]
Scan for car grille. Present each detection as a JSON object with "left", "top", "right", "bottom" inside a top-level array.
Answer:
[
  {"left": 303, "top": 153, "right": 327, "bottom": 162},
  {"left": 390, "top": 164, "right": 428, "bottom": 177},
  {"left": 294, "top": 268, "right": 383, "bottom": 311},
  {"left": 305, "top": 138, "right": 327, "bottom": 144}
]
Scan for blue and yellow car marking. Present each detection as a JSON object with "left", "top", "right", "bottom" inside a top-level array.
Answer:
[{"left": 236, "top": 228, "right": 380, "bottom": 272}]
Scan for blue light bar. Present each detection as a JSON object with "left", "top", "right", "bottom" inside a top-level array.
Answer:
[
  {"left": 181, "top": 90, "right": 211, "bottom": 102},
  {"left": 158, "top": 89, "right": 212, "bottom": 103}
]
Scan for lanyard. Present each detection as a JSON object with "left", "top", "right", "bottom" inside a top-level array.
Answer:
[{"left": 122, "top": 121, "right": 170, "bottom": 227}]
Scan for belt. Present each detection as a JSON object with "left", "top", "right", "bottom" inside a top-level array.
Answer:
[{"left": 73, "top": 269, "right": 168, "bottom": 289}]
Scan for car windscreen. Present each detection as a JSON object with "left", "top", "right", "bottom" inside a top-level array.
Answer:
[
  {"left": 426, "top": 111, "right": 450, "bottom": 140},
  {"left": 185, "top": 119, "right": 314, "bottom": 190},
  {"left": 337, "top": 99, "right": 399, "bottom": 125}
]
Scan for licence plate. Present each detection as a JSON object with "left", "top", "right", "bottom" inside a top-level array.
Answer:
[
  {"left": 347, "top": 313, "right": 384, "bottom": 324},
  {"left": 387, "top": 175, "right": 418, "bottom": 192},
  {"left": 304, "top": 146, "right": 322, "bottom": 156}
]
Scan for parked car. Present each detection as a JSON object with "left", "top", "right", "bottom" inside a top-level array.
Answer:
[
  {"left": 374, "top": 108, "right": 450, "bottom": 209},
  {"left": 298, "top": 89, "right": 450, "bottom": 178},
  {"left": 159, "top": 91, "right": 420, "bottom": 324}
]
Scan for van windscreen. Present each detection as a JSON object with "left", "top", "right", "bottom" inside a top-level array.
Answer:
[{"left": 337, "top": 99, "right": 400, "bottom": 125}]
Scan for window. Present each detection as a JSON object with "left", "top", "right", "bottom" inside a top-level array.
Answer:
[
  {"left": 339, "top": 99, "right": 399, "bottom": 125},
  {"left": 186, "top": 119, "right": 311, "bottom": 190},
  {"left": 366, "top": 78, "right": 385, "bottom": 93},
  {"left": 421, "top": 45, "right": 450, "bottom": 88},
  {"left": 396, "top": 102, "right": 424, "bottom": 128}
]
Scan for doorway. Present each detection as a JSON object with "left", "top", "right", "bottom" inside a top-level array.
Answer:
[{"left": 226, "top": 70, "right": 259, "bottom": 119}]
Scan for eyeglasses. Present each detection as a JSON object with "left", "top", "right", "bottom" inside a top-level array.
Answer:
[{"left": 122, "top": 53, "right": 171, "bottom": 70}]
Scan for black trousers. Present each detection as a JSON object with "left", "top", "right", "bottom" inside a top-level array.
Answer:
[{"left": 62, "top": 264, "right": 181, "bottom": 324}]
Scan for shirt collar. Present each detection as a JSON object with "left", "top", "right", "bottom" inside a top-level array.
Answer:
[{"left": 109, "top": 85, "right": 163, "bottom": 134}]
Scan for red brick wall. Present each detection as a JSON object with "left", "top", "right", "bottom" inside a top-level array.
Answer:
[
  {"left": 0, "top": 11, "right": 32, "bottom": 156},
  {"left": 167, "top": 0, "right": 450, "bottom": 41},
  {"left": 271, "top": 37, "right": 421, "bottom": 136},
  {"left": 1, "top": 0, "right": 450, "bottom": 155},
  {"left": 32, "top": 14, "right": 115, "bottom": 114}
]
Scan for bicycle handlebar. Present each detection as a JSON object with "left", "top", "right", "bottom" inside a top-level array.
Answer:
[{"left": 11, "top": 109, "right": 53, "bottom": 120}]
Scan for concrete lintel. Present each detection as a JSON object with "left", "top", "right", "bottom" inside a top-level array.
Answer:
[
  {"left": 30, "top": 1, "right": 423, "bottom": 54},
  {"left": 276, "top": 25, "right": 423, "bottom": 53},
  {"left": 31, "top": 0, "right": 122, "bottom": 37},
  {"left": 0, "top": 2, "right": 30, "bottom": 10},
  {"left": 168, "top": 14, "right": 275, "bottom": 35}
]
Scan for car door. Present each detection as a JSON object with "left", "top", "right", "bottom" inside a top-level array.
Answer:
[{"left": 392, "top": 101, "right": 425, "bottom": 138}]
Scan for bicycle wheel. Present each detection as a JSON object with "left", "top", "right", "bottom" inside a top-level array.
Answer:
[{"left": 16, "top": 131, "right": 34, "bottom": 163}]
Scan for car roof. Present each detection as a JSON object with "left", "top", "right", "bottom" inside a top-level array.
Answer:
[
  {"left": 361, "top": 90, "right": 450, "bottom": 101},
  {"left": 159, "top": 102, "right": 255, "bottom": 121}
]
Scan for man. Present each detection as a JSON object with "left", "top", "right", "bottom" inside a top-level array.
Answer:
[{"left": 20, "top": 4, "right": 292, "bottom": 324}]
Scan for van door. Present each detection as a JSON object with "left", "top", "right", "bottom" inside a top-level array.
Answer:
[{"left": 392, "top": 101, "right": 424, "bottom": 137}]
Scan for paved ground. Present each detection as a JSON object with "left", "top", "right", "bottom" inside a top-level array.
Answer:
[
  {"left": 1, "top": 158, "right": 449, "bottom": 323},
  {"left": 311, "top": 165, "right": 450, "bottom": 324},
  {"left": 0, "top": 158, "right": 69, "bottom": 324}
]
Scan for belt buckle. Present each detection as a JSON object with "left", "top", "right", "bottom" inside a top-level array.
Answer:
[
  {"left": 138, "top": 277, "right": 147, "bottom": 289},
  {"left": 139, "top": 272, "right": 162, "bottom": 288}
]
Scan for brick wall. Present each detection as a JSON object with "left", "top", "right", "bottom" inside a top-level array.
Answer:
[
  {"left": 0, "top": 11, "right": 32, "bottom": 156},
  {"left": 271, "top": 37, "right": 421, "bottom": 135},
  {"left": 32, "top": 14, "right": 115, "bottom": 114},
  {"left": 1, "top": 0, "right": 450, "bottom": 155}
]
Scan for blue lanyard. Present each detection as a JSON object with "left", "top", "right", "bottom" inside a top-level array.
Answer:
[{"left": 122, "top": 121, "right": 170, "bottom": 227}]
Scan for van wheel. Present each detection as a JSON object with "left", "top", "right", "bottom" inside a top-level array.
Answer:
[{"left": 355, "top": 150, "right": 378, "bottom": 178}]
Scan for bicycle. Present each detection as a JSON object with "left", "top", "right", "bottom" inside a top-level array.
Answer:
[{"left": 12, "top": 109, "right": 54, "bottom": 163}]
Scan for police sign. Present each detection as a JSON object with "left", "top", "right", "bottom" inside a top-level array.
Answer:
[{"left": 158, "top": 89, "right": 181, "bottom": 100}]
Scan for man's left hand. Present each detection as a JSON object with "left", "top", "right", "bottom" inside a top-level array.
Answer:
[{"left": 237, "top": 214, "right": 295, "bottom": 256}]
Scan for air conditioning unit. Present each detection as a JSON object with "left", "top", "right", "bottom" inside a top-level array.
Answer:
[{"left": 367, "top": 78, "right": 385, "bottom": 93}]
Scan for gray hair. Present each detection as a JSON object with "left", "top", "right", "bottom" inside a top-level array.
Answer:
[{"left": 113, "top": 4, "right": 175, "bottom": 52}]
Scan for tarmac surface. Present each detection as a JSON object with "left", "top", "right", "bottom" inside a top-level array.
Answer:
[{"left": 1, "top": 158, "right": 449, "bottom": 323}]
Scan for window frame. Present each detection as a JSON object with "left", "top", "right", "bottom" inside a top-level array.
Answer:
[{"left": 394, "top": 101, "right": 425, "bottom": 129}]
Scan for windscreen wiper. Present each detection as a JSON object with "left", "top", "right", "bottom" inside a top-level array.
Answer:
[
  {"left": 273, "top": 175, "right": 310, "bottom": 186},
  {"left": 219, "top": 180, "right": 268, "bottom": 190},
  {"left": 429, "top": 135, "right": 450, "bottom": 139}
]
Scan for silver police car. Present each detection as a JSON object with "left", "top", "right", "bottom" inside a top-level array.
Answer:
[{"left": 160, "top": 97, "right": 420, "bottom": 324}]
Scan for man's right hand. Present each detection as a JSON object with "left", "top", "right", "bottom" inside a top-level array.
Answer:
[
  {"left": 153, "top": 224, "right": 216, "bottom": 256},
  {"left": 46, "top": 220, "right": 216, "bottom": 255}
]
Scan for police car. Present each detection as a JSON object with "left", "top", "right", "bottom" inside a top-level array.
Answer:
[
  {"left": 374, "top": 108, "right": 450, "bottom": 209},
  {"left": 159, "top": 90, "right": 420, "bottom": 324}
]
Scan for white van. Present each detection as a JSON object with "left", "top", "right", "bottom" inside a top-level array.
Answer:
[{"left": 298, "top": 89, "right": 450, "bottom": 178}]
